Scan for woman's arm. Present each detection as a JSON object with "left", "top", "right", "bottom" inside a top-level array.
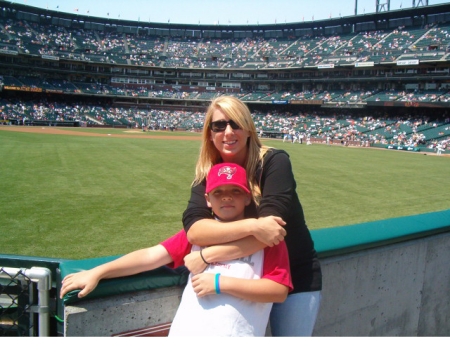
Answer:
[
  {"left": 182, "top": 151, "right": 294, "bottom": 258},
  {"left": 183, "top": 179, "right": 286, "bottom": 248},
  {"left": 183, "top": 218, "right": 287, "bottom": 275},
  {"left": 187, "top": 216, "right": 286, "bottom": 247},
  {"left": 182, "top": 182, "right": 255, "bottom": 245},
  {"left": 257, "top": 150, "right": 296, "bottom": 219},
  {"left": 183, "top": 236, "right": 265, "bottom": 275},
  {"left": 191, "top": 273, "right": 289, "bottom": 303},
  {"left": 60, "top": 245, "right": 172, "bottom": 299}
]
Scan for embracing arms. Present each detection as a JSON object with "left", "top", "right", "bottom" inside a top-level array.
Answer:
[
  {"left": 186, "top": 216, "right": 286, "bottom": 247},
  {"left": 182, "top": 151, "right": 295, "bottom": 273}
]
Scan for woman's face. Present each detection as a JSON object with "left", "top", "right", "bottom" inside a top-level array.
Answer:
[{"left": 210, "top": 108, "right": 250, "bottom": 165}]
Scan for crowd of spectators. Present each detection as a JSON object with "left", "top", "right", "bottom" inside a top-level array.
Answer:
[
  {"left": 0, "top": 97, "right": 207, "bottom": 130},
  {"left": 2, "top": 16, "right": 450, "bottom": 69},
  {"left": 5, "top": 72, "right": 450, "bottom": 106},
  {"left": 1, "top": 96, "right": 448, "bottom": 153}
]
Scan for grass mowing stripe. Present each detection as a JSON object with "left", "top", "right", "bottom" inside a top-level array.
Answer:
[
  {"left": 266, "top": 140, "right": 450, "bottom": 228},
  {"left": 1, "top": 131, "right": 197, "bottom": 258},
  {"left": 1, "top": 130, "right": 449, "bottom": 259}
]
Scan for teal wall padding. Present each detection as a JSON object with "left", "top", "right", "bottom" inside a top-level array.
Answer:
[{"left": 312, "top": 209, "right": 450, "bottom": 257}]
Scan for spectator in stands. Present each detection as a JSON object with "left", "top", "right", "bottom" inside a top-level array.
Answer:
[
  {"left": 182, "top": 96, "right": 322, "bottom": 336},
  {"left": 60, "top": 162, "right": 292, "bottom": 336}
]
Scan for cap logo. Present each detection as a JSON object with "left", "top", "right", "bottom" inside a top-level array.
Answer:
[
  {"left": 218, "top": 166, "right": 237, "bottom": 180},
  {"left": 206, "top": 163, "right": 249, "bottom": 194}
]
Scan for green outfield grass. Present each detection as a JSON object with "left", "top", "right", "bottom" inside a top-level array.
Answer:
[{"left": 1, "top": 128, "right": 449, "bottom": 260}]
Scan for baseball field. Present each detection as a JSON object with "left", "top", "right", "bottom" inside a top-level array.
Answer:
[{"left": 1, "top": 126, "right": 449, "bottom": 260}]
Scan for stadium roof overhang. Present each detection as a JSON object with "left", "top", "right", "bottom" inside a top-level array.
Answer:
[{"left": 2, "top": 1, "right": 450, "bottom": 32}]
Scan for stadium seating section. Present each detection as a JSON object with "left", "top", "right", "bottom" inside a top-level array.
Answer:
[{"left": 0, "top": 4, "right": 449, "bottom": 153}]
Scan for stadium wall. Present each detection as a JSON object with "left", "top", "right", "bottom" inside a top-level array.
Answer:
[
  {"left": 61, "top": 209, "right": 450, "bottom": 336},
  {"left": 1, "top": 210, "right": 449, "bottom": 336}
]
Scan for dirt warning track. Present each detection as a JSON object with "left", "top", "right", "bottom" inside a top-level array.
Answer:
[{"left": 0, "top": 126, "right": 202, "bottom": 141}]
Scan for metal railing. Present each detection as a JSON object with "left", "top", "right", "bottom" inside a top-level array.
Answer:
[{"left": 0, "top": 267, "right": 51, "bottom": 336}]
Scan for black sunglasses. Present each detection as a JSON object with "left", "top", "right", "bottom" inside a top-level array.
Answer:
[{"left": 209, "top": 119, "right": 241, "bottom": 132}]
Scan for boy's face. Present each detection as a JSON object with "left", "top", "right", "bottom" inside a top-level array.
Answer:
[{"left": 205, "top": 184, "right": 251, "bottom": 222}]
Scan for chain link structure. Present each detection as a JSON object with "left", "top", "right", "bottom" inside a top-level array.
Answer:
[{"left": 0, "top": 267, "right": 51, "bottom": 336}]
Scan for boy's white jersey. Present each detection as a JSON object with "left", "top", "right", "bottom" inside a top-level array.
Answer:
[{"left": 169, "top": 245, "right": 270, "bottom": 337}]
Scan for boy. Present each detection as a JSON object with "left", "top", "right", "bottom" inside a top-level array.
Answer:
[{"left": 60, "top": 163, "right": 292, "bottom": 336}]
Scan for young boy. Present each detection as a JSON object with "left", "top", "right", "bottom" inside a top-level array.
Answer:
[{"left": 60, "top": 163, "right": 292, "bottom": 336}]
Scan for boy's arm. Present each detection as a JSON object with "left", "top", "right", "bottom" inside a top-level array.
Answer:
[
  {"left": 191, "top": 241, "right": 292, "bottom": 303},
  {"left": 191, "top": 274, "right": 289, "bottom": 303},
  {"left": 60, "top": 245, "right": 172, "bottom": 299}
]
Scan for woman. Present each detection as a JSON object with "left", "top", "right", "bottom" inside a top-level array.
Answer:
[{"left": 182, "top": 95, "right": 322, "bottom": 336}]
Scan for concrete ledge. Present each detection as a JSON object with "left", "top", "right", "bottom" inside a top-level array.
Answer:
[{"left": 64, "top": 286, "right": 183, "bottom": 336}]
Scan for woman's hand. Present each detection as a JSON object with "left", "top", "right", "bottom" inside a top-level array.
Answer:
[
  {"left": 253, "top": 216, "right": 287, "bottom": 247},
  {"left": 60, "top": 270, "right": 101, "bottom": 299},
  {"left": 183, "top": 251, "right": 208, "bottom": 275}
]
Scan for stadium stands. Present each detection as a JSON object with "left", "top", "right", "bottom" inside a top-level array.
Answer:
[{"left": 0, "top": 2, "right": 449, "bottom": 153}]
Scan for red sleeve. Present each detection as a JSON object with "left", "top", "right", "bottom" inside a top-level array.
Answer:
[
  {"left": 262, "top": 241, "right": 293, "bottom": 292},
  {"left": 160, "top": 229, "right": 192, "bottom": 269}
]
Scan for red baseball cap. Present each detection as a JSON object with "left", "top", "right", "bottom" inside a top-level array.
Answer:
[{"left": 206, "top": 163, "right": 250, "bottom": 194}]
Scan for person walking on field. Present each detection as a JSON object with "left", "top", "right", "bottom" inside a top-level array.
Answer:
[
  {"left": 289, "top": 128, "right": 296, "bottom": 143},
  {"left": 299, "top": 132, "right": 304, "bottom": 144},
  {"left": 182, "top": 96, "right": 322, "bottom": 337},
  {"left": 282, "top": 129, "right": 290, "bottom": 143}
]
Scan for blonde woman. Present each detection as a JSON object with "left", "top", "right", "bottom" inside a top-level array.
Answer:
[{"left": 182, "top": 96, "right": 322, "bottom": 336}]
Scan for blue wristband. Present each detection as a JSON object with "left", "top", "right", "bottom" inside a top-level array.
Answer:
[{"left": 215, "top": 273, "right": 221, "bottom": 294}]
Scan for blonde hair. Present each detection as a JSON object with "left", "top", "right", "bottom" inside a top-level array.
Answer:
[{"left": 193, "top": 95, "right": 271, "bottom": 204}]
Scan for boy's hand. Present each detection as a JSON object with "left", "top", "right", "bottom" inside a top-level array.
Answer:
[
  {"left": 183, "top": 251, "right": 208, "bottom": 275},
  {"left": 191, "top": 273, "right": 215, "bottom": 297},
  {"left": 60, "top": 270, "right": 100, "bottom": 299}
]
